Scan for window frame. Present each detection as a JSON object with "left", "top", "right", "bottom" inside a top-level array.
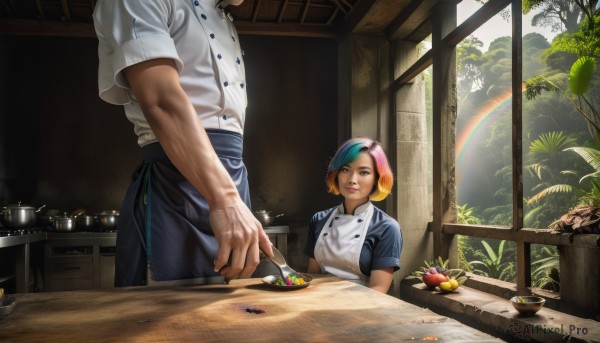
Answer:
[{"left": 395, "top": 0, "right": 600, "bottom": 295}]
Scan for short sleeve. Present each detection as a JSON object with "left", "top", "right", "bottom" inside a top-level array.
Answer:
[
  {"left": 93, "top": 0, "right": 184, "bottom": 105},
  {"left": 371, "top": 218, "right": 402, "bottom": 271}
]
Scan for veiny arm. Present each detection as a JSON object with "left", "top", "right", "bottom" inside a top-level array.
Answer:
[{"left": 123, "top": 58, "right": 273, "bottom": 280}]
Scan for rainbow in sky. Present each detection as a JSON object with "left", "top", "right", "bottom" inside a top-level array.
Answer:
[{"left": 455, "top": 86, "right": 517, "bottom": 188}]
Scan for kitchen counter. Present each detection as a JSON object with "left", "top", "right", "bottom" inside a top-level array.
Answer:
[
  {"left": 0, "top": 275, "right": 504, "bottom": 342},
  {"left": 1, "top": 226, "right": 288, "bottom": 293},
  {"left": 0, "top": 231, "right": 46, "bottom": 249}
]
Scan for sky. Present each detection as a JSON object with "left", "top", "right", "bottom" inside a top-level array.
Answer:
[{"left": 457, "top": 0, "right": 559, "bottom": 51}]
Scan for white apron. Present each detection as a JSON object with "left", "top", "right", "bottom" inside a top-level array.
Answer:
[{"left": 314, "top": 202, "right": 374, "bottom": 283}]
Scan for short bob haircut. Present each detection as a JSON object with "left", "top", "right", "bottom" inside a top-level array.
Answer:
[{"left": 326, "top": 138, "right": 394, "bottom": 201}]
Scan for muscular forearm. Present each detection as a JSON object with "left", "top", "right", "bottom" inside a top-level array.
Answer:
[
  {"left": 124, "top": 59, "right": 239, "bottom": 208},
  {"left": 123, "top": 58, "right": 273, "bottom": 280}
]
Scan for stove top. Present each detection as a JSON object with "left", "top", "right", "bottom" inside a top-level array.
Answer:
[
  {"left": 0, "top": 227, "right": 46, "bottom": 237},
  {"left": 0, "top": 227, "right": 116, "bottom": 237}
]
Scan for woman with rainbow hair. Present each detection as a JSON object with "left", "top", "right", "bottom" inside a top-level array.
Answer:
[{"left": 303, "top": 138, "right": 402, "bottom": 293}]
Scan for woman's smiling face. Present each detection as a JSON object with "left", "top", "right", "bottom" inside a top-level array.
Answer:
[{"left": 337, "top": 151, "right": 376, "bottom": 205}]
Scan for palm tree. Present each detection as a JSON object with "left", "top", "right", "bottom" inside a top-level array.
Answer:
[
  {"left": 527, "top": 143, "right": 600, "bottom": 206},
  {"left": 525, "top": 131, "right": 580, "bottom": 227}
]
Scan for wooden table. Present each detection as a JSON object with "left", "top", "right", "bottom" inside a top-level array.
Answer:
[{"left": 0, "top": 275, "right": 505, "bottom": 342}]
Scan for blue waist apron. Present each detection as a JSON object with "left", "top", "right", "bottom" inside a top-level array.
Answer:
[{"left": 114, "top": 129, "right": 250, "bottom": 287}]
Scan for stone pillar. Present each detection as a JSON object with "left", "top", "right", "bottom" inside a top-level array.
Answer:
[
  {"left": 559, "top": 245, "right": 600, "bottom": 319},
  {"left": 392, "top": 41, "right": 432, "bottom": 291}
]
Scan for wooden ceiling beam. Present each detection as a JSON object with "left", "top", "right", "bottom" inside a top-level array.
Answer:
[
  {"left": 277, "top": 0, "right": 288, "bottom": 23},
  {"left": 34, "top": 0, "right": 45, "bottom": 20},
  {"left": 326, "top": 7, "right": 339, "bottom": 25},
  {"left": 385, "top": 0, "right": 421, "bottom": 39},
  {"left": 251, "top": 0, "right": 261, "bottom": 23},
  {"left": 0, "top": 19, "right": 96, "bottom": 37},
  {"left": 300, "top": 0, "right": 309, "bottom": 24},
  {"left": 442, "top": 0, "right": 511, "bottom": 47},
  {"left": 235, "top": 21, "right": 337, "bottom": 38},
  {"left": 1, "top": 0, "right": 15, "bottom": 16},
  {"left": 329, "top": 0, "right": 348, "bottom": 15},
  {"left": 394, "top": 49, "right": 431, "bottom": 88},
  {"left": 337, "top": 0, "right": 376, "bottom": 37},
  {"left": 60, "top": 0, "right": 71, "bottom": 22}
]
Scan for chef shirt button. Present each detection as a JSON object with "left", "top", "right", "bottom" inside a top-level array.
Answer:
[
  {"left": 210, "top": 33, "right": 215, "bottom": 39},
  {"left": 323, "top": 233, "right": 328, "bottom": 236},
  {"left": 357, "top": 219, "right": 363, "bottom": 223},
  {"left": 201, "top": 14, "right": 207, "bottom": 20},
  {"left": 194, "top": 1, "right": 199, "bottom": 6},
  {"left": 334, "top": 217, "right": 339, "bottom": 220},
  {"left": 240, "top": 83, "right": 245, "bottom": 88},
  {"left": 236, "top": 57, "right": 241, "bottom": 64},
  {"left": 354, "top": 234, "right": 360, "bottom": 238},
  {"left": 222, "top": 115, "right": 227, "bottom": 120},
  {"left": 232, "top": 36, "right": 236, "bottom": 41},
  {"left": 223, "top": 81, "right": 229, "bottom": 87},
  {"left": 217, "top": 53, "right": 222, "bottom": 59}
]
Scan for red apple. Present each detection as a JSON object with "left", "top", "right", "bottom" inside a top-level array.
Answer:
[{"left": 423, "top": 272, "right": 449, "bottom": 288}]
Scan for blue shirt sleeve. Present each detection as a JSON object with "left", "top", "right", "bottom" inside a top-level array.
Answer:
[{"left": 360, "top": 207, "right": 402, "bottom": 275}]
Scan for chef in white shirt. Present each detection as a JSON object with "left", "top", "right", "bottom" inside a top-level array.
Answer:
[
  {"left": 304, "top": 138, "right": 402, "bottom": 293},
  {"left": 93, "top": 0, "right": 273, "bottom": 286}
]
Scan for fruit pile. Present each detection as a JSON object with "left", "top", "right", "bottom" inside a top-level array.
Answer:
[
  {"left": 412, "top": 257, "right": 468, "bottom": 292},
  {"left": 422, "top": 266, "right": 466, "bottom": 291}
]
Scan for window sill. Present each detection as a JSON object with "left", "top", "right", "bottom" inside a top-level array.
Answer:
[{"left": 400, "top": 276, "right": 600, "bottom": 342}]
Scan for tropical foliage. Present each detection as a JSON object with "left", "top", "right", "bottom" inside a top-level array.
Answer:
[
  {"left": 469, "top": 240, "right": 516, "bottom": 281},
  {"left": 531, "top": 244, "right": 560, "bottom": 291},
  {"left": 451, "top": 0, "right": 600, "bottom": 293}
]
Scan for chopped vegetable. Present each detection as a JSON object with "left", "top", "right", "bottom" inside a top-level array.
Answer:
[{"left": 273, "top": 275, "right": 305, "bottom": 286}]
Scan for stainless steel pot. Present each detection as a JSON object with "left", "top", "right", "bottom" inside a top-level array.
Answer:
[
  {"left": 1, "top": 202, "right": 46, "bottom": 228},
  {"left": 253, "top": 210, "right": 284, "bottom": 226},
  {"left": 97, "top": 210, "right": 119, "bottom": 229},
  {"left": 52, "top": 213, "right": 77, "bottom": 232},
  {"left": 76, "top": 214, "right": 97, "bottom": 230}
]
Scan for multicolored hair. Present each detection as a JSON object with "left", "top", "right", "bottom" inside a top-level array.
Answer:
[{"left": 326, "top": 138, "right": 394, "bottom": 201}]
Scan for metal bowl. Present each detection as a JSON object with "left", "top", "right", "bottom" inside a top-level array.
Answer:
[
  {"left": 97, "top": 210, "right": 119, "bottom": 229},
  {"left": 77, "top": 215, "right": 97, "bottom": 230},
  {"left": 253, "top": 210, "right": 283, "bottom": 226},
  {"left": 52, "top": 214, "right": 77, "bottom": 232},
  {"left": 510, "top": 296, "right": 545, "bottom": 315}
]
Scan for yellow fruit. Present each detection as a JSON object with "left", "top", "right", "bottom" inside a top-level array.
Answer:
[
  {"left": 439, "top": 281, "right": 452, "bottom": 291},
  {"left": 449, "top": 278, "right": 459, "bottom": 290}
]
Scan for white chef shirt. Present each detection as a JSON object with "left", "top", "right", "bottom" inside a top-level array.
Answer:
[{"left": 93, "top": 0, "right": 247, "bottom": 146}]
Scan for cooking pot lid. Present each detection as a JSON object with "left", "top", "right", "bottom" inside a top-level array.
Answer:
[{"left": 5, "top": 202, "right": 34, "bottom": 209}]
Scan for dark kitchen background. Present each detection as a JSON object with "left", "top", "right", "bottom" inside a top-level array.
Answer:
[{"left": 0, "top": 33, "right": 341, "bottom": 271}]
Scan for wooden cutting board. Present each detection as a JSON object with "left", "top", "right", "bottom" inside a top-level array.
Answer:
[{"left": 0, "top": 275, "right": 503, "bottom": 342}]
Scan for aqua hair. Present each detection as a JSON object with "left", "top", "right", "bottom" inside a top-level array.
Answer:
[{"left": 326, "top": 138, "right": 394, "bottom": 201}]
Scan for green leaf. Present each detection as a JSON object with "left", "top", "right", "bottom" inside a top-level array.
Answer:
[
  {"left": 527, "top": 184, "right": 575, "bottom": 204},
  {"left": 565, "top": 146, "right": 600, "bottom": 172},
  {"left": 481, "top": 241, "right": 497, "bottom": 262},
  {"left": 569, "top": 56, "right": 596, "bottom": 96}
]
